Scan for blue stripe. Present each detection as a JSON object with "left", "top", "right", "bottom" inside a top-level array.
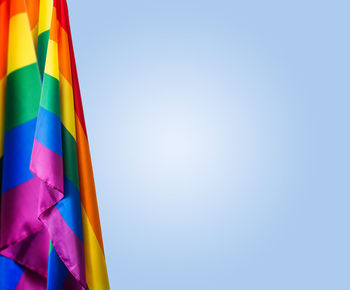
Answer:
[
  {"left": 1, "top": 119, "right": 36, "bottom": 193},
  {"left": 47, "top": 247, "right": 69, "bottom": 290},
  {"left": 56, "top": 177, "right": 84, "bottom": 242},
  {"left": 0, "top": 255, "right": 25, "bottom": 290},
  {"left": 35, "top": 106, "right": 63, "bottom": 156}
]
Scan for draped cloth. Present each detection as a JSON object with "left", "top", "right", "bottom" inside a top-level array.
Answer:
[{"left": 0, "top": 0, "right": 109, "bottom": 288}]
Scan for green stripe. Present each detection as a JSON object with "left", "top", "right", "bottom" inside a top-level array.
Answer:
[
  {"left": 41, "top": 73, "right": 61, "bottom": 117},
  {"left": 62, "top": 125, "right": 79, "bottom": 190},
  {"left": 37, "top": 30, "right": 50, "bottom": 78},
  {"left": 5, "top": 63, "right": 41, "bottom": 133},
  {"left": 49, "top": 240, "right": 53, "bottom": 255}
]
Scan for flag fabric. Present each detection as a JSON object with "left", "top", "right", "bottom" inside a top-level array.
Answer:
[{"left": 0, "top": 0, "right": 109, "bottom": 289}]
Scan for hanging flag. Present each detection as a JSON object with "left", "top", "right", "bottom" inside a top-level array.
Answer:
[{"left": 0, "top": 0, "right": 110, "bottom": 289}]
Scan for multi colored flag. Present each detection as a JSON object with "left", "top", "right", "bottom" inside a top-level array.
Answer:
[{"left": 0, "top": 0, "right": 109, "bottom": 289}]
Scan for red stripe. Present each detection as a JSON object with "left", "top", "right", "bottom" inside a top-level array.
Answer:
[
  {"left": 0, "top": 0, "right": 8, "bottom": 79},
  {"left": 55, "top": 0, "right": 67, "bottom": 31}
]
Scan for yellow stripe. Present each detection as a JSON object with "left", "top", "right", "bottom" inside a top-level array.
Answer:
[
  {"left": 38, "top": 0, "right": 53, "bottom": 35},
  {"left": 7, "top": 13, "right": 36, "bottom": 75},
  {"left": 82, "top": 207, "right": 110, "bottom": 290},
  {"left": 59, "top": 74, "right": 76, "bottom": 139},
  {"left": 0, "top": 77, "right": 5, "bottom": 156},
  {"left": 44, "top": 39, "right": 59, "bottom": 79}
]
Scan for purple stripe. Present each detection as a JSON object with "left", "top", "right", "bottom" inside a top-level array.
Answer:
[
  {"left": 0, "top": 177, "right": 64, "bottom": 249},
  {"left": 0, "top": 229, "right": 49, "bottom": 278},
  {"left": 40, "top": 206, "right": 86, "bottom": 288},
  {"left": 61, "top": 272, "right": 85, "bottom": 290},
  {"left": 0, "top": 178, "right": 43, "bottom": 249},
  {"left": 16, "top": 269, "right": 46, "bottom": 290},
  {"left": 30, "top": 139, "right": 64, "bottom": 193}
]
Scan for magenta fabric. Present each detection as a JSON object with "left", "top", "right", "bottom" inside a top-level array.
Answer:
[
  {"left": 40, "top": 206, "right": 86, "bottom": 288},
  {"left": 30, "top": 139, "right": 64, "bottom": 193},
  {"left": 62, "top": 272, "right": 86, "bottom": 290},
  {"left": 0, "top": 178, "right": 44, "bottom": 249},
  {"left": 16, "top": 269, "right": 46, "bottom": 290},
  {"left": 0, "top": 229, "right": 49, "bottom": 277}
]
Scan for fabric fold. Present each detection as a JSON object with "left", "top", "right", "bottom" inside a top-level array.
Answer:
[{"left": 0, "top": 0, "right": 109, "bottom": 288}]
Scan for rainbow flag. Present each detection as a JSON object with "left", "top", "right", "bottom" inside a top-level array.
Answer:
[{"left": 0, "top": 0, "right": 109, "bottom": 289}]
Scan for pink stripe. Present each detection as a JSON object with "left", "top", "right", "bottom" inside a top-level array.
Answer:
[
  {"left": 40, "top": 206, "right": 86, "bottom": 288},
  {"left": 16, "top": 269, "right": 46, "bottom": 290},
  {"left": 30, "top": 139, "right": 64, "bottom": 193}
]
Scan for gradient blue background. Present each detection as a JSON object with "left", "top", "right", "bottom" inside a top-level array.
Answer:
[{"left": 68, "top": 1, "right": 349, "bottom": 289}]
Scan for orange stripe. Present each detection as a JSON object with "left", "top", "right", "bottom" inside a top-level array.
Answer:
[
  {"left": 0, "top": 0, "right": 8, "bottom": 79},
  {"left": 75, "top": 116, "right": 105, "bottom": 252},
  {"left": 0, "top": 77, "right": 5, "bottom": 157},
  {"left": 58, "top": 24, "right": 72, "bottom": 85},
  {"left": 48, "top": 6, "right": 58, "bottom": 42},
  {"left": 9, "top": 0, "right": 26, "bottom": 18},
  {"left": 25, "top": 0, "right": 39, "bottom": 30}
]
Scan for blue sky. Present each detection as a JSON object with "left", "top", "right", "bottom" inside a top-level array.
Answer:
[{"left": 68, "top": 1, "right": 349, "bottom": 289}]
